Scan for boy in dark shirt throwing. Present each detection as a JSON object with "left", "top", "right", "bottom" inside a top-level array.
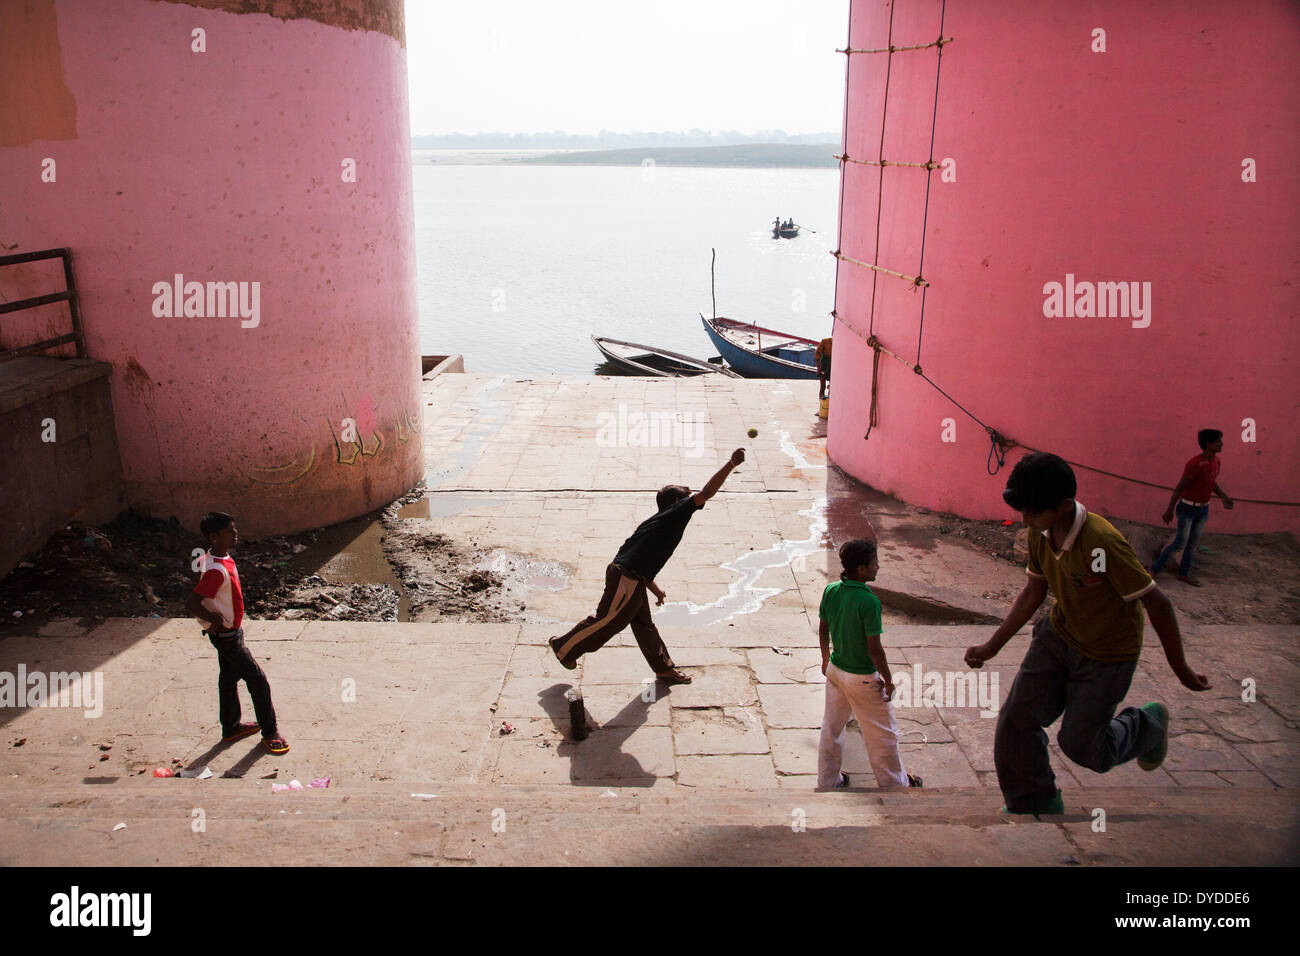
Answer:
[{"left": 550, "top": 448, "right": 746, "bottom": 682}]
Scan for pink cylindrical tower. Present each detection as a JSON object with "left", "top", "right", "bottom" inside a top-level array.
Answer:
[
  {"left": 830, "top": 0, "right": 1299, "bottom": 533},
  {"left": 0, "top": 0, "right": 422, "bottom": 533}
]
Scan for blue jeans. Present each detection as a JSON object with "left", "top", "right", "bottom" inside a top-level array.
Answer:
[{"left": 1151, "top": 501, "right": 1210, "bottom": 576}]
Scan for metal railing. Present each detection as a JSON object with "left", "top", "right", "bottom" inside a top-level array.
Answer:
[{"left": 0, "top": 248, "right": 86, "bottom": 361}]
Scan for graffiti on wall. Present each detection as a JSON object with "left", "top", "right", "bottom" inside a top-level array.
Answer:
[{"left": 239, "top": 400, "right": 420, "bottom": 485}]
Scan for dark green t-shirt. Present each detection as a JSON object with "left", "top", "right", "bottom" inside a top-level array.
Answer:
[{"left": 819, "top": 579, "right": 881, "bottom": 675}]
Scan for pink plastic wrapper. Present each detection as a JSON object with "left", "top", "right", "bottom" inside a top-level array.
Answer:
[
  {"left": 308, "top": 777, "right": 330, "bottom": 788},
  {"left": 152, "top": 767, "right": 174, "bottom": 778}
]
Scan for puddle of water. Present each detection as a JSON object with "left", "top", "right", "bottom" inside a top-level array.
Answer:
[
  {"left": 654, "top": 497, "right": 828, "bottom": 627},
  {"left": 397, "top": 494, "right": 505, "bottom": 520},
  {"left": 396, "top": 498, "right": 430, "bottom": 519},
  {"left": 766, "top": 415, "right": 826, "bottom": 472},
  {"left": 474, "top": 550, "right": 571, "bottom": 592},
  {"left": 473, "top": 549, "right": 571, "bottom": 623},
  {"left": 776, "top": 426, "right": 825, "bottom": 471},
  {"left": 305, "top": 516, "right": 412, "bottom": 621}
]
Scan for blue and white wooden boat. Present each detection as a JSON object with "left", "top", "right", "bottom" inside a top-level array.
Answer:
[{"left": 699, "top": 315, "right": 820, "bottom": 379}]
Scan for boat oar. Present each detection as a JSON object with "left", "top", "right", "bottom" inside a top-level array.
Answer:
[{"left": 794, "top": 223, "right": 817, "bottom": 234}]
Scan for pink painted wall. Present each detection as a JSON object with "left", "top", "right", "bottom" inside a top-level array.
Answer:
[
  {"left": 830, "top": 0, "right": 1300, "bottom": 533},
  {"left": 0, "top": 0, "right": 422, "bottom": 534}
]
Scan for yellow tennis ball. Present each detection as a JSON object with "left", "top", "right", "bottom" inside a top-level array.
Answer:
[{"left": 747, "top": 428, "right": 758, "bottom": 438}]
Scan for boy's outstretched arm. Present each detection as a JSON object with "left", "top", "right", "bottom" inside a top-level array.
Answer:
[
  {"left": 965, "top": 578, "right": 1047, "bottom": 668},
  {"left": 693, "top": 448, "right": 745, "bottom": 505},
  {"left": 1140, "top": 587, "right": 1212, "bottom": 691}
]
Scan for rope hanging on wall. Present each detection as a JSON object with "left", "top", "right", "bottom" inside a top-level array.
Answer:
[
  {"left": 837, "top": 154, "right": 939, "bottom": 170},
  {"left": 831, "top": 250, "right": 929, "bottom": 288},
  {"left": 838, "top": 38, "right": 953, "bottom": 54}
]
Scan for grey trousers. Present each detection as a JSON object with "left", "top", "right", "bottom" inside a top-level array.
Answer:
[{"left": 994, "top": 616, "right": 1164, "bottom": 811}]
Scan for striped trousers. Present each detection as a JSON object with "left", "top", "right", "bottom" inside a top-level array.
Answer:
[{"left": 552, "top": 563, "right": 675, "bottom": 673}]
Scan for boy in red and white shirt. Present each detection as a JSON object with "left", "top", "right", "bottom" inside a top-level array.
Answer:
[
  {"left": 1150, "top": 429, "right": 1234, "bottom": 587},
  {"left": 185, "top": 512, "right": 289, "bottom": 754}
]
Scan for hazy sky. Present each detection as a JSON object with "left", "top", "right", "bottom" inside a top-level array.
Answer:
[{"left": 405, "top": 0, "right": 850, "bottom": 135}]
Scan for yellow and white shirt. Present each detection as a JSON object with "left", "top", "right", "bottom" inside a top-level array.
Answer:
[{"left": 1027, "top": 502, "right": 1156, "bottom": 662}]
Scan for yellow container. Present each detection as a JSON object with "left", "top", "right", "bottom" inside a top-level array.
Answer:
[{"left": 818, "top": 397, "right": 829, "bottom": 419}]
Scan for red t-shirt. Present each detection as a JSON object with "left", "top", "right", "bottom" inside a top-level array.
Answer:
[
  {"left": 1180, "top": 453, "right": 1221, "bottom": 504},
  {"left": 193, "top": 552, "right": 244, "bottom": 630}
]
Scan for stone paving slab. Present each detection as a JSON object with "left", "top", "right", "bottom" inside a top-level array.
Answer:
[
  {"left": 579, "top": 684, "right": 672, "bottom": 727},
  {"left": 677, "top": 754, "right": 777, "bottom": 789},
  {"left": 757, "top": 683, "right": 826, "bottom": 729},
  {"left": 673, "top": 706, "right": 769, "bottom": 756},
  {"left": 664, "top": 665, "right": 758, "bottom": 709}
]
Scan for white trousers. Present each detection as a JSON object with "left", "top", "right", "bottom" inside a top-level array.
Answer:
[{"left": 818, "top": 662, "right": 908, "bottom": 789}]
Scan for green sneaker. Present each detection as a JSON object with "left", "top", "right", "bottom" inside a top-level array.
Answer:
[
  {"left": 1138, "top": 702, "right": 1170, "bottom": 771},
  {"left": 1002, "top": 788, "right": 1064, "bottom": 817}
]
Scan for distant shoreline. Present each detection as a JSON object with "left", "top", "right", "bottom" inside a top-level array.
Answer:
[{"left": 413, "top": 144, "right": 839, "bottom": 169}]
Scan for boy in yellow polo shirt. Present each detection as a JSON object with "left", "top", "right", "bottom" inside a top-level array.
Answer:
[{"left": 965, "top": 453, "right": 1211, "bottom": 815}]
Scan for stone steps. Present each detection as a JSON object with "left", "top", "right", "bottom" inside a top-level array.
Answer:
[{"left": 0, "top": 782, "right": 1290, "bottom": 866}]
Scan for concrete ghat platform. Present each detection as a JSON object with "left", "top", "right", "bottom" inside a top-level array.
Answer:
[{"left": 0, "top": 617, "right": 1295, "bottom": 865}]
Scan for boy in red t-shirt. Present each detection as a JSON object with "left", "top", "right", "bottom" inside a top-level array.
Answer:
[
  {"left": 184, "top": 512, "right": 289, "bottom": 754},
  {"left": 1150, "top": 429, "right": 1234, "bottom": 586}
]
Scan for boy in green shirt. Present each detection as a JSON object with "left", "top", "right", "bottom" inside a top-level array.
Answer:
[
  {"left": 817, "top": 538, "right": 922, "bottom": 790},
  {"left": 965, "top": 453, "right": 1211, "bottom": 815}
]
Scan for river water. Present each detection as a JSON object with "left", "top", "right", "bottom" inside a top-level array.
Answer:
[{"left": 413, "top": 159, "right": 841, "bottom": 376}]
